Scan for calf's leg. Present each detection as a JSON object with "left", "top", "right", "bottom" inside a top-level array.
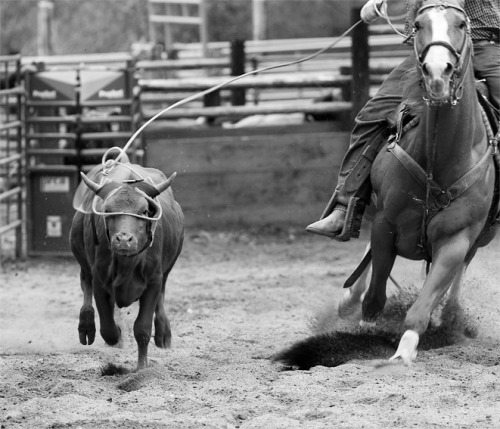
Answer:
[
  {"left": 70, "top": 213, "right": 96, "bottom": 345},
  {"left": 154, "top": 274, "right": 172, "bottom": 348},
  {"left": 93, "top": 279, "right": 121, "bottom": 345},
  {"left": 135, "top": 280, "right": 162, "bottom": 370},
  {"left": 78, "top": 269, "right": 95, "bottom": 345}
]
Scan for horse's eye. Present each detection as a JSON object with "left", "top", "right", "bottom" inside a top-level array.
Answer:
[
  {"left": 414, "top": 21, "right": 421, "bottom": 31},
  {"left": 458, "top": 20, "right": 466, "bottom": 30}
]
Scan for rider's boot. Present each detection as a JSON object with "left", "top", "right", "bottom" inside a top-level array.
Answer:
[{"left": 306, "top": 205, "right": 347, "bottom": 238}]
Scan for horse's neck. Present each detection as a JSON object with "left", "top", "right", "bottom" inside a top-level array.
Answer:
[{"left": 415, "top": 67, "right": 486, "bottom": 184}]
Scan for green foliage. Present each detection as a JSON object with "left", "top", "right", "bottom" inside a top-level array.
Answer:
[
  {"left": 0, "top": 0, "right": 405, "bottom": 55},
  {"left": 0, "top": 0, "right": 38, "bottom": 54}
]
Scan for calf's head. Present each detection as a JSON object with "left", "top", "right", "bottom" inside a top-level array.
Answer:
[{"left": 80, "top": 172, "right": 176, "bottom": 256}]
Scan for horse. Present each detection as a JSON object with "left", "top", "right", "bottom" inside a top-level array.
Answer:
[{"left": 339, "top": 0, "right": 498, "bottom": 365}]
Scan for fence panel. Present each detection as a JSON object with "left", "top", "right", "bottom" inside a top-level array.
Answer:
[{"left": 0, "top": 54, "right": 24, "bottom": 261}]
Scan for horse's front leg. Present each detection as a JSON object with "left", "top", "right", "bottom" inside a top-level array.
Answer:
[
  {"left": 391, "top": 237, "right": 469, "bottom": 365},
  {"left": 361, "top": 212, "right": 397, "bottom": 324}
]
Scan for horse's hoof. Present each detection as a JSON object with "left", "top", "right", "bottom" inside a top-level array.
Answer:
[
  {"left": 389, "top": 330, "right": 419, "bottom": 366},
  {"left": 338, "top": 291, "right": 362, "bottom": 320}
]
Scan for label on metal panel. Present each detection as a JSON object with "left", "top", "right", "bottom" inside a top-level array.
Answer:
[
  {"left": 40, "top": 176, "right": 70, "bottom": 193},
  {"left": 46, "top": 216, "right": 62, "bottom": 237}
]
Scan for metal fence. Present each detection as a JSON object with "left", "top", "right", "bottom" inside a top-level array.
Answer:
[{"left": 0, "top": 54, "right": 24, "bottom": 261}]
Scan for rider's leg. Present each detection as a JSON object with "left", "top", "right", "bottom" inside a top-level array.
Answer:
[
  {"left": 473, "top": 38, "right": 500, "bottom": 110},
  {"left": 473, "top": 39, "right": 500, "bottom": 222},
  {"left": 307, "top": 54, "right": 416, "bottom": 239}
]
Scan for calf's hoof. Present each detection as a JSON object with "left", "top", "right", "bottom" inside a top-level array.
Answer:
[
  {"left": 101, "top": 326, "right": 121, "bottom": 346},
  {"left": 78, "top": 307, "right": 96, "bottom": 345},
  {"left": 154, "top": 318, "right": 172, "bottom": 349}
]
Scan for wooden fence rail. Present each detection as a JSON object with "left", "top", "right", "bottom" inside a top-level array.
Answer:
[{"left": 138, "top": 11, "right": 410, "bottom": 125}]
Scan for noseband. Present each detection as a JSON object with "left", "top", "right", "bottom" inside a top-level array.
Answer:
[{"left": 413, "top": 1, "right": 471, "bottom": 106}]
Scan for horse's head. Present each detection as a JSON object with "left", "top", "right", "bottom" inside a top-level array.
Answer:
[{"left": 412, "top": 0, "right": 471, "bottom": 105}]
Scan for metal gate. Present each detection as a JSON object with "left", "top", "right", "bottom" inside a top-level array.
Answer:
[
  {"left": 25, "top": 63, "right": 142, "bottom": 255},
  {"left": 0, "top": 54, "right": 24, "bottom": 261}
]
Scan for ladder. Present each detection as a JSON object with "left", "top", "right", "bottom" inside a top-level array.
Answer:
[{"left": 148, "top": 0, "right": 208, "bottom": 57}]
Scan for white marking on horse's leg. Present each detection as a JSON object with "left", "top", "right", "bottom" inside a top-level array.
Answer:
[
  {"left": 359, "top": 319, "right": 377, "bottom": 329},
  {"left": 338, "top": 243, "right": 371, "bottom": 319},
  {"left": 389, "top": 330, "right": 419, "bottom": 365},
  {"left": 338, "top": 266, "right": 371, "bottom": 318}
]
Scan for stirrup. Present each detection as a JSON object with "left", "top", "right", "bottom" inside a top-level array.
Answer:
[{"left": 334, "top": 197, "right": 364, "bottom": 242}]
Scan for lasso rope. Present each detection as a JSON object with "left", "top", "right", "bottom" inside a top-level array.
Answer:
[
  {"left": 104, "top": 0, "right": 405, "bottom": 173},
  {"left": 374, "top": 0, "right": 406, "bottom": 37}
]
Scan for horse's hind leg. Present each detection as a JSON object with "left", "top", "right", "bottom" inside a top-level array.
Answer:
[
  {"left": 362, "top": 213, "right": 397, "bottom": 323},
  {"left": 338, "top": 243, "right": 371, "bottom": 319}
]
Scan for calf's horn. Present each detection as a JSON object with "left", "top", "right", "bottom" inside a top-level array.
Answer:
[
  {"left": 152, "top": 172, "right": 177, "bottom": 196},
  {"left": 80, "top": 172, "right": 121, "bottom": 198}
]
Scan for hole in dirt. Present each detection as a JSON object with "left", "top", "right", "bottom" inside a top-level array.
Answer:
[
  {"left": 274, "top": 288, "right": 481, "bottom": 370},
  {"left": 116, "top": 366, "right": 163, "bottom": 392},
  {"left": 101, "top": 363, "right": 132, "bottom": 376}
]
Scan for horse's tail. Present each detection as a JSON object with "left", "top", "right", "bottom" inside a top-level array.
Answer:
[{"left": 272, "top": 332, "right": 396, "bottom": 370}]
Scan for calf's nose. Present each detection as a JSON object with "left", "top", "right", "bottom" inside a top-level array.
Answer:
[{"left": 114, "top": 232, "right": 134, "bottom": 245}]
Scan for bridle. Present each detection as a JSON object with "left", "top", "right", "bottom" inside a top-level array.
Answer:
[{"left": 413, "top": 1, "right": 472, "bottom": 106}]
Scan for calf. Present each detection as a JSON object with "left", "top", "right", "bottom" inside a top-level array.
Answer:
[{"left": 70, "top": 159, "right": 184, "bottom": 370}]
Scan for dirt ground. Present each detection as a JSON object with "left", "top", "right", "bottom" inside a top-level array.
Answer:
[{"left": 1, "top": 227, "right": 499, "bottom": 429}]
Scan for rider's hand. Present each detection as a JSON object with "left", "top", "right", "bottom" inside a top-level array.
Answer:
[{"left": 361, "top": 0, "right": 386, "bottom": 23}]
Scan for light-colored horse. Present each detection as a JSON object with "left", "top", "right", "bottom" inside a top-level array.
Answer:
[{"left": 340, "top": 0, "right": 498, "bottom": 364}]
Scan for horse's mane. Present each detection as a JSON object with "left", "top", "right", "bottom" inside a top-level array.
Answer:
[
  {"left": 408, "top": 0, "right": 425, "bottom": 23},
  {"left": 408, "top": 0, "right": 466, "bottom": 24}
]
